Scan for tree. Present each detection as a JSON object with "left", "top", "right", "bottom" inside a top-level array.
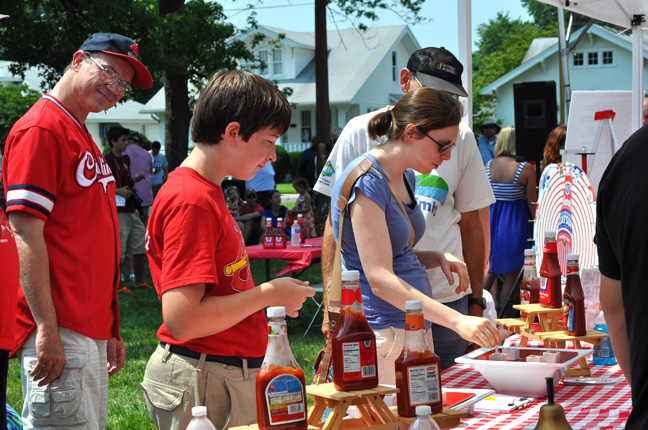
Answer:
[
  {"left": 0, "top": 0, "right": 254, "bottom": 169},
  {"left": 0, "top": 84, "right": 42, "bottom": 143}
]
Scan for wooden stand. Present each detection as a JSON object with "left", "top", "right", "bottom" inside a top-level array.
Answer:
[
  {"left": 496, "top": 303, "right": 610, "bottom": 377},
  {"left": 305, "top": 383, "right": 465, "bottom": 430}
]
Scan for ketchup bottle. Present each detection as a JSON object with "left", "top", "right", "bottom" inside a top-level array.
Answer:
[
  {"left": 563, "top": 254, "right": 586, "bottom": 337},
  {"left": 275, "top": 218, "right": 286, "bottom": 249},
  {"left": 332, "top": 270, "right": 378, "bottom": 391},
  {"left": 255, "top": 306, "right": 308, "bottom": 430},
  {"left": 297, "top": 214, "right": 305, "bottom": 244},
  {"left": 263, "top": 217, "right": 275, "bottom": 249},
  {"left": 520, "top": 249, "right": 540, "bottom": 321},
  {"left": 395, "top": 300, "right": 443, "bottom": 417},
  {"left": 539, "top": 231, "right": 562, "bottom": 309}
]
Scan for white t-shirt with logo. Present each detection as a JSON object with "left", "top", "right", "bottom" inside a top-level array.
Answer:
[{"left": 315, "top": 107, "right": 495, "bottom": 302}]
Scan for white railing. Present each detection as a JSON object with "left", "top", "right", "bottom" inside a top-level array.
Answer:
[{"left": 279, "top": 142, "right": 310, "bottom": 153}]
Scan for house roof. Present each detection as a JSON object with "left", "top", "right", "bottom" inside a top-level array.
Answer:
[
  {"left": 480, "top": 24, "right": 648, "bottom": 96},
  {"left": 0, "top": 61, "right": 49, "bottom": 92},
  {"left": 140, "top": 24, "right": 419, "bottom": 112}
]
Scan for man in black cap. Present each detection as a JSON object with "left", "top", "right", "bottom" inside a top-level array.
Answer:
[
  {"left": 314, "top": 47, "right": 496, "bottom": 373},
  {"left": 2, "top": 32, "right": 152, "bottom": 428},
  {"left": 477, "top": 116, "right": 501, "bottom": 165}
]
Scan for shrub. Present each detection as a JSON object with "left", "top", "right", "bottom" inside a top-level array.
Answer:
[{"left": 274, "top": 146, "right": 291, "bottom": 182}]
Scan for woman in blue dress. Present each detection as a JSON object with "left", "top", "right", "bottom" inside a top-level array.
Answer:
[
  {"left": 484, "top": 126, "right": 537, "bottom": 311},
  {"left": 330, "top": 88, "right": 500, "bottom": 384}
]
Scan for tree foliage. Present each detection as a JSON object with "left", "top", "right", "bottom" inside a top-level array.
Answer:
[{"left": 0, "top": 84, "right": 42, "bottom": 142}]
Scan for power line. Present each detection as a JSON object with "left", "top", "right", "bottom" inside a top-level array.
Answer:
[{"left": 224, "top": 2, "right": 313, "bottom": 12}]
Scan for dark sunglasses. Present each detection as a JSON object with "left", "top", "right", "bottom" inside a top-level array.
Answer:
[
  {"left": 246, "top": 193, "right": 257, "bottom": 198},
  {"left": 416, "top": 127, "right": 456, "bottom": 153}
]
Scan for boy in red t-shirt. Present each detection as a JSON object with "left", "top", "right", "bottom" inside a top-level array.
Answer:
[{"left": 142, "top": 70, "right": 315, "bottom": 430}]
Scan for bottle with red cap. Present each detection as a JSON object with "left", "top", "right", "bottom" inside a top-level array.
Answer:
[
  {"left": 331, "top": 270, "right": 378, "bottom": 391},
  {"left": 275, "top": 218, "right": 286, "bottom": 249},
  {"left": 263, "top": 217, "right": 275, "bottom": 249},
  {"left": 539, "top": 231, "right": 562, "bottom": 309},
  {"left": 520, "top": 249, "right": 540, "bottom": 321},
  {"left": 563, "top": 253, "right": 586, "bottom": 337}
]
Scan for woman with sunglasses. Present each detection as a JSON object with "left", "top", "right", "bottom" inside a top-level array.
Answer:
[{"left": 330, "top": 87, "right": 500, "bottom": 385}]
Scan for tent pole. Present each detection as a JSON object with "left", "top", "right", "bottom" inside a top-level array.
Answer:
[
  {"left": 458, "top": 0, "right": 472, "bottom": 129},
  {"left": 632, "top": 21, "right": 644, "bottom": 132},
  {"left": 558, "top": 8, "right": 571, "bottom": 122}
]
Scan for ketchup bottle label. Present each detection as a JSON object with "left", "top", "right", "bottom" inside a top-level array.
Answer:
[
  {"left": 264, "top": 374, "right": 306, "bottom": 424},
  {"left": 407, "top": 363, "right": 441, "bottom": 405},
  {"left": 521, "top": 290, "right": 531, "bottom": 306},
  {"left": 539, "top": 277, "right": 552, "bottom": 302},
  {"left": 275, "top": 235, "right": 284, "bottom": 247},
  {"left": 341, "top": 341, "right": 376, "bottom": 381},
  {"left": 264, "top": 235, "right": 275, "bottom": 248}
]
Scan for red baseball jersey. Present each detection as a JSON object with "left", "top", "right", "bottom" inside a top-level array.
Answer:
[
  {"left": 2, "top": 95, "right": 121, "bottom": 352},
  {"left": 146, "top": 167, "right": 266, "bottom": 358},
  {"left": 0, "top": 210, "right": 20, "bottom": 351}
]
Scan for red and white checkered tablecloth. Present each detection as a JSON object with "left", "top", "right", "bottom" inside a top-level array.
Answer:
[{"left": 441, "top": 360, "right": 630, "bottom": 429}]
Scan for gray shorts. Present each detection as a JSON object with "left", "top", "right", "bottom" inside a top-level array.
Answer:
[
  {"left": 18, "top": 327, "right": 108, "bottom": 430},
  {"left": 141, "top": 344, "right": 258, "bottom": 430}
]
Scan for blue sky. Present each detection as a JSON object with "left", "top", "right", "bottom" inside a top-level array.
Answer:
[{"left": 223, "top": 0, "right": 533, "bottom": 54}]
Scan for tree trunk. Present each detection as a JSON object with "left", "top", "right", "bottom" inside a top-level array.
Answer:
[
  {"left": 315, "top": 0, "right": 330, "bottom": 147},
  {"left": 159, "top": 0, "right": 191, "bottom": 170}
]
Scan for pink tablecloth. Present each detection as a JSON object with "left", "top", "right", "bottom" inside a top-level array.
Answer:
[
  {"left": 442, "top": 361, "right": 630, "bottom": 429},
  {"left": 247, "top": 237, "right": 322, "bottom": 278}
]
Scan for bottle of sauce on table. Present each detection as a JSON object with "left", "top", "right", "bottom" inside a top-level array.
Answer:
[
  {"left": 395, "top": 300, "right": 443, "bottom": 416},
  {"left": 255, "top": 306, "right": 308, "bottom": 430},
  {"left": 298, "top": 213, "right": 305, "bottom": 244},
  {"left": 332, "top": 270, "right": 378, "bottom": 391},
  {"left": 275, "top": 218, "right": 286, "bottom": 249},
  {"left": 593, "top": 304, "right": 616, "bottom": 365},
  {"left": 263, "top": 217, "right": 275, "bottom": 249},
  {"left": 539, "top": 231, "right": 562, "bottom": 309},
  {"left": 563, "top": 253, "right": 586, "bottom": 336},
  {"left": 520, "top": 248, "right": 540, "bottom": 321}
]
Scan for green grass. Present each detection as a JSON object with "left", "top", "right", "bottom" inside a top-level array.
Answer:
[
  {"left": 6, "top": 258, "right": 325, "bottom": 429},
  {"left": 276, "top": 183, "right": 297, "bottom": 194}
]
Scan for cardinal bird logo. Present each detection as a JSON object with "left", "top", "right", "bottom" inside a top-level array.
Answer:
[{"left": 130, "top": 43, "right": 139, "bottom": 58}]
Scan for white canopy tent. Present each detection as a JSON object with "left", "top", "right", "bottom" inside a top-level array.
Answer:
[{"left": 537, "top": 0, "right": 648, "bottom": 132}]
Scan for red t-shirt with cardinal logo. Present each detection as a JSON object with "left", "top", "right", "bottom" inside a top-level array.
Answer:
[
  {"left": 2, "top": 95, "right": 121, "bottom": 354},
  {"left": 146, "top": 167, "right": 266, "bottom": 357}
]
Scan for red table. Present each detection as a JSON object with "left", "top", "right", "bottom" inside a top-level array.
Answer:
[
  {"left": 247, "top": 237, "right": 322, "bottom": 281},
  {"left": 442, "top": 360, "right": 630, "bottom": 429}
]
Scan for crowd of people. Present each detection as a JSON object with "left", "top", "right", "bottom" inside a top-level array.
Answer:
[{"left": 1, "top": 29, "right": 646, "bottom": 430}]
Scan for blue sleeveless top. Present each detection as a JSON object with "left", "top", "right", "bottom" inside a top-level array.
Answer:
[{"left": 487, "top": 160, "right": 527, "bottom": 201}]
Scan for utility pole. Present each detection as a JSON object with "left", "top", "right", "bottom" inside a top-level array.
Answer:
[{"left": 314, "top": 0, "right": 330, "bottom": 147}]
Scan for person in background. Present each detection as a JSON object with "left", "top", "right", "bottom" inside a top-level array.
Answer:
[
  {"left": 2, "top": 32, "right": 152, "bottom": 429},
  {"left": 245, "top": 162, "right": 275, "bottom": 209},
  {"left": 315, "top": 47, "right": 495, "bottom": 370},
  {"left": 291, "top": 177, "right": 317, "bottom": 238},
  {"left": 476, "top": 117, "right": 501, "bottom": 166},
  {"left": 1, "top": 209, "right": 19, "bottom": 430},
  {"left": 483, "top": 126, "right": 536, "bottom": 311},
  {"left": 105, "top": 126, "right": 151, "bottom": 291},
  {"left": 643, "top": 96, "right": 648, "bottom": 126},
  {"left": 330, "top": 87, "right": 500, "bottom": 384},
  {"left": 541, "top": 124, "right": 567, "bottom": 171},
  {"left": 596, "top": 125, "right": 648, "bottom": 430},
  {"left": 150, "top": 140, "right": 169, "bottom": 197},
  {"left": 297, "top": 137, "right": 319, "bottom": 189},
  {"left": 124, "top": 132, "right": 154, "bottom": 225},
  {"left": 141, "top": 70, "right": 314, "bottom": 430},
  {"left": 262, "top": 189, "right": 291, "bottom": 239},
  {"left": 238, "top": 188, "right": 265, "bottom": 245}
]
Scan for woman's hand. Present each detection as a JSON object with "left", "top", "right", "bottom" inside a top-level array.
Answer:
[
  {"left": 438, "top": 252, "right": 470, "bottom": 294},
  {"left": 454, "top": 315, "right": 501, "bottom": 348}
]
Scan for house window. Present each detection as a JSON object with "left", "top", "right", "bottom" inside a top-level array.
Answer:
[
  {"left": 588, "top": 52, "right": 598, "bottom": 65},
  {"left": 573, "top": 53, "right": 584, "bottom": 66},
  {"left": 392, "top": 51, "right": 397, "bottom": 81},
  {"left": 602, "top": 50, "right": 614, "bottom": 65},
  {"left": 257, "top": 50, "right": 268, "bottom": 75},
  {"left": 272, "top": 49, "right": 283, "bottom": 75},
  {"left": 301, "top": 110, "right": 311, "bottom": 142}
]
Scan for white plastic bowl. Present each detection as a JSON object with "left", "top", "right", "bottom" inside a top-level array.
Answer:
[{"left": 455, "top": 347, "right": 592, "bottom": 398}]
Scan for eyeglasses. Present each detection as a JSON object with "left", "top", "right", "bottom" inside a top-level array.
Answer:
[
  {"left": 246, "top": 193, "right": 257, "bottom": 198},
  {"left": 417, "top": 127, "right": 456, "bottom": 153},
  {"left": 412, "top": 73, "right": 424, "bottom": 88},
  {"left": 483, "top": 124, "right": 498, "bottom": 130},
  {"left": 86, "top": 54, "right": 131, "bottom": 95}
]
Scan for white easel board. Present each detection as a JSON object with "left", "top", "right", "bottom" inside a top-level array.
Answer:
[{"left": 564, "top": 91, "right": 633, "bottom": 193}]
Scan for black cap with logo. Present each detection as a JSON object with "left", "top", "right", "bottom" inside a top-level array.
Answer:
[
  {"left": 407, "top": 47, "right": 467, "bottom": 97},
  {"left": 79, "top": 33, "right": 153, "bottom": 89}
]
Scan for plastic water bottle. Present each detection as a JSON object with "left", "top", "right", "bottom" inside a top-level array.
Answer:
[
  {"left": 291, "top": 219, "right": 301, "bottom": 247},
  {"left": 408, "top": 405, "right": 441, "bottom": 430},
  {"left": 187, "top": 406, "right": 216, "bottom": 430},
  {"left": 592, "top": 305, "right": 616, "bottom": 366}
]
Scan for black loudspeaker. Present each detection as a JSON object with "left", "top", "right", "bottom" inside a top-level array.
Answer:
[{"left": 513, "top": 81, "right": 558, "bottom": 161}]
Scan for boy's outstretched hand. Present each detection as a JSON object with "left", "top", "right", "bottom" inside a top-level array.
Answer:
[{"left": 265, "top": 278, "right": 315, "bottom": 318}]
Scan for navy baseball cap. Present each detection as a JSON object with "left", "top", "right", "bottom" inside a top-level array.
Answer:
[
  {"left": 407, "top": 47, "right": 467, "bottom": 97},
  {"left": 79, "top": 33, "right": 153, "bottom": 89}
]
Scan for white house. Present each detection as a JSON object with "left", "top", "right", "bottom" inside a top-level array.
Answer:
[
  {"left": 479, "top": 24, "right": 648, "bottom": 128},
  {"left": 141, "top": 24, "right": 420, "bottom": 152}
]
